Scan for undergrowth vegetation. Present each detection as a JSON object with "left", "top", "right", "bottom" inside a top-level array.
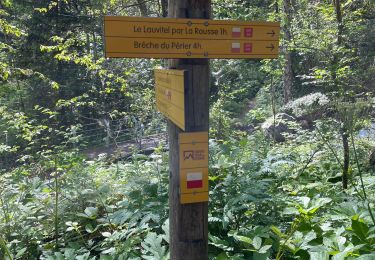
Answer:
[{"left": 1, "top": 117, "right": 375, "bottom": 259}]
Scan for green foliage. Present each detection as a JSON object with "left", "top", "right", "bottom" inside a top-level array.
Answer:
[
  {"left": 244, "top": 108, "right": 269, "bottom": 125},
  {"left": 206, "top": 117, "right": 375, "bottom": 259},
  {"left": 141, "top": 231, "right": 169, "bottom": 259},
  {"left": 210, "top": 95, "right": 233, "bottom": 140},
  {"left": 0, "top": 0, "right": 374, "bottom": 259},
  {"left": 0, "top": 147, "right": 170, "bottom": 259},
  {"left": 1, "top": 111, "right": 375, "bottom": 259}
]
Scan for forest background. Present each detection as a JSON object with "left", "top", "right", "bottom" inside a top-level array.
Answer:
[{"left": 0, "top": 0, "right": 375, "bottom": 259}]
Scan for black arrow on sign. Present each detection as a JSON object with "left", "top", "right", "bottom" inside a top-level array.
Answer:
[
  {"left": 267, "top": 30, "right": 276, "bottom": 37},
  {"left": 266, "top": 44, "right": 275, "bottom": 51}
]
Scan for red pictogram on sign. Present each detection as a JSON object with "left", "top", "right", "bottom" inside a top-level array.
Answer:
[
  {"left": 165, "top": 90, "right": 172, "bottom": 100},
  {"left": 244, "top": 43, "right": 252, "bottom": 53},
  {"left": 244, "top": 27, "right": 253, "bottom": 37}
]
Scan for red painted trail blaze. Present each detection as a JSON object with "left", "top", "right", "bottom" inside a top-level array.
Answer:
[
  {"left": 186, "top": 172, "right": 203, "bottom": 189},
  {"left": 187, "top": 180, "right": 203, "bottom": 189}
]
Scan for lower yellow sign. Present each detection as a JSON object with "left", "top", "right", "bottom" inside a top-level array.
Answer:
[
  {"left": 179, "top": 132, "right": 209, "bottom": 204},
  {"left": 155, "top": 69, "right": 186, "bottom": 130},
  {"left": 106, "top": 38, "right": 278, "bottom": 59}
]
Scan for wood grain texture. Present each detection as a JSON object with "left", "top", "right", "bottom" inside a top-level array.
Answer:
[{"left": 168, "top": 0, "right": 210, "bottom": 259}]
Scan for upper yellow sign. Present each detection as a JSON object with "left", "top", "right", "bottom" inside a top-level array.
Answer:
[{"left": 104, "top": 16, "right": 280, "bottom": 59}]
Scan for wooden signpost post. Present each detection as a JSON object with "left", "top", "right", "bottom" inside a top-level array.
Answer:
[{"left": 104, "top": 1, "right": 279, "bottom": 258}]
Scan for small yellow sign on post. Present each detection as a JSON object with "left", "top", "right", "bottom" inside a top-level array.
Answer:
[
  {"left": 179, "top": 142, "right": 208, "bottom": 169},
  {"left": 154, "top": 69, "right": 186, "bottom": 130},
  {"left": 104, "top": 16, "right": 280, "bottom": 59},
  {"left": 179, "top": 132, "right": 209, "bottom": 204}
]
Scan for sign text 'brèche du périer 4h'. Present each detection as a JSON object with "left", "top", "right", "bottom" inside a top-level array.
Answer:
[{"left": 104, "top": 16, "right": 280, "bottom": 59}]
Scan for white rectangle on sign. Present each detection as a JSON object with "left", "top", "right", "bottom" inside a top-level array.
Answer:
[
  {"left": 187, "top": 172, "right": 203, "bottom": 181},
  {"left": 232, "top": 43, "right": 240, "bottom": 48}
]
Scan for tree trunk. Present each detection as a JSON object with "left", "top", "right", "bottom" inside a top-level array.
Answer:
[
  {"left": 92, "top": 32, "right": 98, "bottom": 61},
  {"left": 332, "top": 0, "right": 343, "bottom": 86},
  {"left": 334, "top": 0, "right": 343, "bottom": 46},
  {"left": 282, "top": 0, "right": 293, "bottom": 104},
  {"left": 16, "top": 80, "right": 25, "bottom": 112},
  {"left": 136, "top": 0, "right": 149, "bottom": 16},
  {"left": 161, "top": 0, "right": 168, "bottom": 17},
  {"left": 333, "top": 0, "right": 349, "bottom": 189},
  {"left": 168, "top": 0, "right": 210, "bottom": 259},
  {"left": 342, "top": 129, "right": 349, "bottom": 189}
]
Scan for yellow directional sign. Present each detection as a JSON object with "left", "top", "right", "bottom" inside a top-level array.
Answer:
[
  {"left": 179, "top": 132, "right": 209, "bottom": 204},
  {"left": 105, "top": 16, "right": 279, "bottom": 40},
  {"left": 106, "top": 38, "right": 278, "bottom": 59},
  {"left": 154, "top": 69, "right": 186, "bottom": 130},
  {"left": 104, "top": 16, "right": 280, "bottom": 59}
]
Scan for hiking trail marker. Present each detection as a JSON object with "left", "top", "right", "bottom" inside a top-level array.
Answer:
[
  {"left": 104, "top": 16, "right": 280, "bottom": 59},
  {"left": 179, "top": 132, "right": 209, "bottom": 204}
]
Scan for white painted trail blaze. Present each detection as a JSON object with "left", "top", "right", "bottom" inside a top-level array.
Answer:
[
  {"left": 232, "top": 27, "right": 241, "bottom": 37},
  {"left": 187, "top": 172, "right": 202, "bottom": 181},
  {"left": 186, "top": 172, "right": 203, "bottom": 189}
]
